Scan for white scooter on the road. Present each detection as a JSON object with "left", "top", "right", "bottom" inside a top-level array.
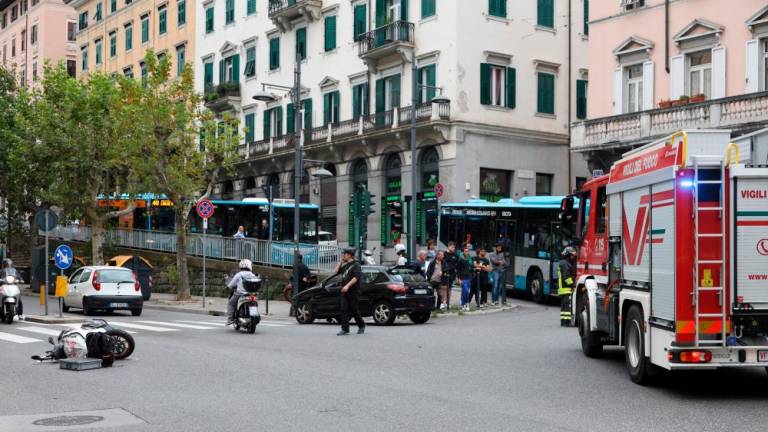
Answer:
[{"left": 0, "top": 274, "right": 22, "bottom": 324}]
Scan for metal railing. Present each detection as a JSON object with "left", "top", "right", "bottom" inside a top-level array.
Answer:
[
  {"left": 572, "top": 91, "right": 768, "bottom": 151},
  {"left": 358, "top": 21, "right": 415, "bottom": 57},
  {"left": 47, "top": 225, "right": 342, "bottom": 274}
]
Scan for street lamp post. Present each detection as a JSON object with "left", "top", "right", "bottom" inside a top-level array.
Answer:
[{"left": 253, "top": 54, "right": 303, "bottom": 312}]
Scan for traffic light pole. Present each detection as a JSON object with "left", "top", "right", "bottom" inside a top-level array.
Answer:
[{"left": 291, "top": 55, "right": 302, "bottom": 314}]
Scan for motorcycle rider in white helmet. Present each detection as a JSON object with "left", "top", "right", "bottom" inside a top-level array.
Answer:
[{"left": 226, "top": 259, "right": 258, "bottom": 326}]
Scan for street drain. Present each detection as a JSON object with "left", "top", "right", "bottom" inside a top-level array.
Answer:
[{"left": 33, "top": 415, "right": 105, "bottom": 427}]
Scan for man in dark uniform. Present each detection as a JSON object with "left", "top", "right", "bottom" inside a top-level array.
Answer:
[
  {"left": 442, "top": 242, "right": 459, "bottom": 308},
  {"left": 336, "top": 248, "right": 366, "bottom": 336},
  {"left": 558, "top": 247, "right": 577, "bottom": 327}
]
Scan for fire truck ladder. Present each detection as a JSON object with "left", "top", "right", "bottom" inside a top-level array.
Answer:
[{"left": 692, "top": 155, "right": 727, "bottom": 348}]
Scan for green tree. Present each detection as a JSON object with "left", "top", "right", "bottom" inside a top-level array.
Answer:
[
  {"left": 30, "top": 64, "right": 145, "bottom": 264},
  {"left": 136, "top": 52, "right": 240, "bottom": 300}
]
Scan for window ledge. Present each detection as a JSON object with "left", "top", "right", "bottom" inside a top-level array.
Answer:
[
  {"left": 581, "top": 34, "right": 588, "bottom": 41},
  {"left": 484, "top": 104, "right": 512, "bottom": 112},
  {"left": 420, "top": 15, "right": 437, "bottom": 24},
  {"left": 535, "top": 112, "right": 556, "bottom": 119},
  {"left": 535, "top": 25, "right": 556, "bottom": 34},
  {"left": 485, "top": 14, "right": 510, "bottom": 25},
  {"left": 321, "top": 48, "right": 338, "bottom": 56},
  {"left": 268, "top": 68, "right": 281, "bottom": 74}
]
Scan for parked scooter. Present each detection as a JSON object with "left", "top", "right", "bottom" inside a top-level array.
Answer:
[
  {"left": 31, "top": 319, "right": 135, "bottom": 361},
  {"left": 0, "top": 262, "right": 22, "bottom": 324},
  {"left": 230, "top": 277, "right": 262, "bottom": 334}
]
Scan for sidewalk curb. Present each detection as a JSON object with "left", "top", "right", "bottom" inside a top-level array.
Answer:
[{"left": 23, "top": 315, "right": 84, "bottom": 324}]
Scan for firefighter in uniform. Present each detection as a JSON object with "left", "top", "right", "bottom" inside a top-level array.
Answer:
[{"left": 558, "top": 247, "right": 577, "bottom": 327}]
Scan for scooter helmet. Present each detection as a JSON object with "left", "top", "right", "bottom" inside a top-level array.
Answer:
[{"left": 239, "top": 259, "right": 253, "bottom": 271}]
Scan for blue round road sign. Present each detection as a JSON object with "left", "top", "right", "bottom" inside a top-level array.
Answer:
[
  {"left": 54, "top": 245, "right": 74, "bottom": 270},
  {"left": 196, "top": 199, "right": 215, "bottom": 219}
]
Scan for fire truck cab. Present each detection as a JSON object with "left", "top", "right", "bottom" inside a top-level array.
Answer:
[{"left": 561, "top": 129, "right": 768, "bottom": 384}]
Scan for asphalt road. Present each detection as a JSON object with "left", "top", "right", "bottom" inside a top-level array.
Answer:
[{"left": 2, "top": 297, "right": 768, "bottom": 432}]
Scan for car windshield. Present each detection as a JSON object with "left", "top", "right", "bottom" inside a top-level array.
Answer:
[
  {"left": 98, "top": 269, "right": 134, "bottom": 283},
  {"left": 318, "top": 233, "right": 333, "bottom": 242},
  {"left": 388, "top": 268, "right": 426, "bottom": 283}
]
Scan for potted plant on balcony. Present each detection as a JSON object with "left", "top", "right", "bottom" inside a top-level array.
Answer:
[
  {"left": 689, "top": 93, "right": 706, "bottom": 103},
  {"left": 217, "top": 81, "right": 241, "bottom": 97},
  {"left": 658, "top": 99, "right": 672, "bottom": 109},
  {"left": 672, "top": 95, "right": 689, "bottom": 107}
]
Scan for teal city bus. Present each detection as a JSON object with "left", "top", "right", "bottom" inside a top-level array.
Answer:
[{"left": 439, "top": 196, "right": 575, "bottom": 302}]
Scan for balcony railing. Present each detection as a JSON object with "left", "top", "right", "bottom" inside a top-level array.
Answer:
[
  {"left": 268, "top": 0, "right": 322, "bottom": 30},
  {"left": 571, "top": 91, "right": 768, "bottom": 151},
  {"left": 204, "top": 82, "right": 242, "bottom": 112},
  {"left": 243, "top": 102, "right": 450, "bottom": 159},
  {"left": 358, "top": 21, "right": 415, "bottom": 58}
]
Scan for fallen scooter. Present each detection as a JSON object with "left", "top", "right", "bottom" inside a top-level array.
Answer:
[{"left": 31, "top": 319, "right": 135, "bottom": 362}]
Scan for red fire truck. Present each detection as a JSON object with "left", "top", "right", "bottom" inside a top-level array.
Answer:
[{"left": 560, "top": 129, "right": 768, "bottom": 384}]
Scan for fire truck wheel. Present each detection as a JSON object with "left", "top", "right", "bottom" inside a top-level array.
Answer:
[
  {"left": 579, "top": 302, "right": 603, "bottom": 358},
  {"left": 625, "top": 305, "right": 651, "bottom": 385}
]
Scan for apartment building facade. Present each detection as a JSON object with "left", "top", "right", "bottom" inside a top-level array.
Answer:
[
  {"left": 572, "top": 0, "right": 768, "bottom": 169},
  {"left": 66, "top": 0, "right": 194, "bottom": 79},
  {"left": 197, "top": 0, "right": 589, "bottom": 253},
  {"left": 0, "top": 0, "right": 77, "bottom": 84}
]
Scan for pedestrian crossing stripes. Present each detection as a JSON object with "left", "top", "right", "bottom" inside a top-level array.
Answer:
[{"left": 0, "top": 318, "right": 293, "bottom": 345}]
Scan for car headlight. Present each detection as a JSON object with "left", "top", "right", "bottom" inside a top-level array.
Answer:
[{"left": 4, "top": 276, "right": 14, "bottom": 284}]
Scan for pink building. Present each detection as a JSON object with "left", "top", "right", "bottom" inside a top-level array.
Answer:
[
  {"left": 0, "top": 0, "right": 77, "bottom": 85},
  {"left": 572, "top": 0, "right": 768, "bottom": 168}
]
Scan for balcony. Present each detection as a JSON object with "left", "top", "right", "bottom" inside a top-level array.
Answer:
[
  {"left": 572, "top": 91, "right": 768, "bottom": 153},
  {"left": 358, "top": 21, "right": 415, "bottom": 71},
  {"left": 204, "top": 82, "right": 241, "bottom": 113},
  {"left": 268, "top": 0, "right": 323, "bottom": 32},
  {"left": 240, "top": 102, "right": 450, "bottom": 160}
]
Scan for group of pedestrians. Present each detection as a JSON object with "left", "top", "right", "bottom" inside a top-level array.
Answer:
[{"left": 424, "top": 241, "right": 509, "bottom": 312}]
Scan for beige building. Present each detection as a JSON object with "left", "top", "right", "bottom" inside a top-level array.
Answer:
[{"left": 65, "top": 0, "right": 193, "bottom": 79}]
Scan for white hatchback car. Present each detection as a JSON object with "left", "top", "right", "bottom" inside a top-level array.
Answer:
[
  {"left": 63, "top": 266, "right": 144, "bottom": 316},
  {"left": 318, "top": 231, "right": 337, "bottom": 247}
]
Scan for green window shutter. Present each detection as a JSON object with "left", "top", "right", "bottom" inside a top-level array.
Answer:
[
  {"left": 244, "top": 46, "right": 255, "bottom": 77},
  {"left": 296, "top": 28, "right": 306, "bottom": 60},
  {"left": 204, "top": 62, "right": 213, "bottom": 88},
  {"left": 537, "top": 73, "right": 555, "bottom": 114},
  {"left": 205, "top": 7, "right": 213, "bottom": 33},
  {"left": 363, "top": 83, "right": 370, "bottom": 115},
  {"left": 391, "top": 74, "right": 401, "bottom": 107},
  {"left": 576, "top": 79, "right": 587, "bottom": 119},
  {"left": 583, "top": 0, "right": 589, "bottom": 35},
  {"left": 417, "top": 67, "right": 424, "bottom": 104},
  {"left": 538, "top": 0, "right": 553, "bottom": 28},
  {"left": 480, "top": 63, "right": 491, "bottom": 105},
  {"left": 263, "top": 108, "right": 271, "bottom": 139},
  {"left": 141, "top": 17, "right": 149, "bottom": 43},
  {"left": 231, "top": 54, "right": 240, "bottom": 83},
  {"left": 269, "top": 38, "right": 279, "bottom": 70},
  {"left": 125, "top": 25, "right": 132, "bottom": 50},
  {"left": 110, "top": 0, "right": 116, "bottom": 13},
  {"left": 421, "top": 0, "right": 435, "bottom": 18},
  {"left": 375, "top": 0, "right": 386, "bottom": 27},
  {"left": 245, "top": 113, "right": 255, "bottom": 143},
  {"left": 506, "top": 67, "right": 516, "bottom": 109},
  {"left": 353, "top": 85, "right": 361, "bottom": 119},
  {"left": 247, "top": 0, "right": 256, "bottom": 15},
  {"left": 275, "top": 106, "right": 283, "bottom": 137},
  {"left": 178, "top": 0, "right": 186, "bottom": 26},
  {"left": 286, "top": 103, "right": 295, "bottom": 134},
  {"left": 225, "top": 0, "right": 234, "bottom": 23},
  {"left": 218, "top": 59, "right": 225, "bottom": 84},
  {"left": 303, "top": 99, "right": 313, "bottom": 130},
  {"left": 109, "top": 34, "right": 116, "bottom": 57},
  {"left": 427, "top": 64, "right": 436, "bottom": 101},
  {"left": 324, "top": 16, "right": 336, "bottom": 52},
  {"left": 401, "top": 0, "right": 408, "bottom": 21},
  {"left": 323, "top": 93, "right": 331, "bottom": 125},
  {"left": 353, "top": 5, "right": 366, "bottom": 41},
  {"left": 333, "top": 91, "right": 340, "bottom": 124},
  {"left": 159, "top": 8, "right": 167, "bottom": 34},
  {"left": 375, "top": 79, "right": 385, "bottom": 113},
  {"left": 489, "top": 0, "right": 506, "bottom": 18}
]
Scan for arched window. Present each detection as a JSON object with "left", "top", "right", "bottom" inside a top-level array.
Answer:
[
  {"left": 267, "top": 173, "right": 281, "bottom": 199},
  {"left": 351, "top": 158, "right": 368, "bottom": 192},
  {"left": 244, "top": 177, "right": 257, "bottom": 190},
  {"left": 223, "top": 180, "right": 234, "bottom": 193},
  {"left": 419, "top": 147, "right": 440, "bottom": 245},
  {"left": 420, "top": 147, "right": 439, "bottom": 192},
  {"left": 383, "top": 153, "right": 403, "bottom": 245}
]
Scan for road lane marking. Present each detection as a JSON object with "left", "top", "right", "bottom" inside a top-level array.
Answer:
[
  {"left": 0, "top": 332, "right": 42, "bottom": 344},
  {"left": 137, "top": 320, "right": 214, "bottom": 330},
  {"left": 108, "top": 322, "right": 178, "bottom": 332},
  {"left": 17, "top": 326, "right": 63, "bottom": 337},
  {"left": 174, "top": 320, "right": 223, "bottom": 327}
]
